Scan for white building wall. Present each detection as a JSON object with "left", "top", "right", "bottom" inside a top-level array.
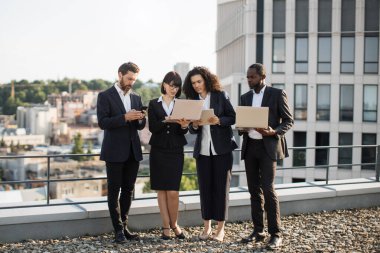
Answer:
[{"left": 217, "top": 0, "right": 380, "bottom": 184}]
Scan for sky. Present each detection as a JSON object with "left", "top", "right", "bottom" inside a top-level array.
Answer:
[{"left": 0, "top": 0, "right": 217, "bottom": 83}]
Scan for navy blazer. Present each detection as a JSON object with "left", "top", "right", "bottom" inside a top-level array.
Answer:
[
  {"left": 148, "top": 98, "right": 188, "bottom": 149},
  {"left": 97, "top": 86, "right": 146, "bottom": 162},
  {"left": 189, "top": 91, "right": 238, "bottom": 159},
  {"left": 239, "top": 86, "right": 293, "bottom": 161}
]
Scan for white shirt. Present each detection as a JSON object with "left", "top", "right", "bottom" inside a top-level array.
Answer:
[
  {"left": 248, "top": 85, "right": 266, "bottom": 140},
  {"left": 158, "top": 96, "right": 175, "bottom": 116},
  {"left": 114, "top": 83, "right": 131, "bottom": 112},
  {"left": 199, "top": 93, "right": 217, "bottom": 156}
]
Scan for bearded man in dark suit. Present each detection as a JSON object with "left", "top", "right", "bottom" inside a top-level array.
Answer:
[
  {"left": 97, "top": 62, "right": 146, "bottom": 243},
  {"left": 239, "top": 63, "right": 293, "bottom": 249}
]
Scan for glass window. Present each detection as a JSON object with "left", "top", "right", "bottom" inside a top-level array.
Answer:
[
  {"left": 362, "top": 133, "right": 377, "bottom": 170},
  {"left": 340, "top": 85, "right": 354, "bottom": 121},
  {"left": 341, "top": 0, "right": 356, "bottom": 32},
  {"left": 295, "top": 37, "right": 308, "bottom": 73},
  {"left": 315, "top": 132, "right": 329, "bottom": 166},
  {"left": 341, "top": 37, "right": 355, "bottom": 73},
  {"left": 318, "top": 36, "right": 331, "bottom": 73},
  {"left": 318, "top": 0, "right": 332, "bottom": 32},
  {"left": 296, "top": 0, "right": 309, "bottom": 32},
  {"left": 273, "top": 37, "right": 286, "bottom": 73},
  {"left": 363, "top": 85, "right": 378, "bottom": 122},
  {"left": 272, "top": 83, "right": 285, "bottom": 90},
  {"left": 316, "top": 84, "right": 330, "bottom": 121},
  {"left": 365, "top": 0, "right": 380, "bottom": 31},
  {"left": 273, "top": 0, "right": 286, "bottom": 33},
  {"left": 364, "top": 36, "right": 379, "bottom": 73},
  {"left": 293, "top": 132, "right": 306, "bottom": 167},
  {"left": 294, "top": 84, "right": 307, "bottom": 120},
  {"left": 338, "top": 133, "right": 353, "bottom": 169}
]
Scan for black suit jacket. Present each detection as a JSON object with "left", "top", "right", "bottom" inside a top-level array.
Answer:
[
  {"left": 148, "top": 98, "right": 188, "bottom": 149},
  {"left": 97, "top": 86, "right": 146, "bottom": 162},
  {"left": 189, "top": 91, "right": 238, "bottom": 159},
  {"left": 239, "top": 86, "right": 293, "bottom": 161}
]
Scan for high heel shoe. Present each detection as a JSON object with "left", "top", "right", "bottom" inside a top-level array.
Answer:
[
  {"left": 199, "top": 230, "right": 212, "bottom": 240},
  {"left": 161, "top": 227, "right": 171, "bottom": 240},
  {"left": 171, "top": 226, "right": 186, "bottom": 239},
  {"left": 212, "top": 230, "right": 225, "bottom": 242}
]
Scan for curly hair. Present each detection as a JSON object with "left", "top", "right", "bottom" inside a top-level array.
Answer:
[{"left": 182, "top": 66, "right": 222, "bottom": 99}]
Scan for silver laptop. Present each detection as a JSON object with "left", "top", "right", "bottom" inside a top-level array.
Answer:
[{"left": 235, "top": 106, "right": 269, "bottom": 128}]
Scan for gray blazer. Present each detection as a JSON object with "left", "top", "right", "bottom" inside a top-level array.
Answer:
[{"left": 239, "top": 86, "right": 293, "bottom": 161}]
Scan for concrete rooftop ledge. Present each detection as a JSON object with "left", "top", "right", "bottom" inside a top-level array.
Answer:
[{"left": 0, "top": 178, "right": 379, "bottom": 243}]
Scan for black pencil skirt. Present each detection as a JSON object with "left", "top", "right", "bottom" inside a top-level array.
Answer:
[{"left": 149, "top": 146, "right": 184, "bottom": 191}]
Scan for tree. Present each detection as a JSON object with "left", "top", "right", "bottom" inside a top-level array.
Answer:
[
  {"left": 71, "top": 133, "right": 85, "bottom": 161},
  {"left": 86, "top": 141, "right": 93, "bottom": 161},
  {"left": 180, "top": 157, "right": 199, "bottom": 191},
  {"left": 0, "top": 138, "right": 6, "bottom": 148},
  {"left": 2, "top": 97, "right": 22, "bottom": 115}
]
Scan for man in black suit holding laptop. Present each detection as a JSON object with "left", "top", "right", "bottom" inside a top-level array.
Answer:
[
  {"left": 239, "top": 63, "right": 293, "bottom": 249},
  {"left": 97, "top": 62, "right": 146, "bottom": 243}
]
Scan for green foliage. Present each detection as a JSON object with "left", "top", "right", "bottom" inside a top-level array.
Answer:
[
  {"left": 180, "top": 156, "right": 199, "bottom": 191},
  {"left": 0, "top": 78, "right": 115, "bottom": 115},
  {"left": 0, "top": 138, "right": 6, "bottom": 148},
  {"left": 135, "top": 85, "right": 161, "bottom": 106},
  {"left": 71, "top": 133, "right": 85, "bottom": 161},
  {"left": 2, "top": 97, "right": 23, "bottom": 115},
  {"left": 142, "top": 156, "right": 199, "bottom": 193}
]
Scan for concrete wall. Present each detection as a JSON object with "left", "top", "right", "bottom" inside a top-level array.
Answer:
[{"left": 0, "top": 178, "right": 379, "bottom": 243}]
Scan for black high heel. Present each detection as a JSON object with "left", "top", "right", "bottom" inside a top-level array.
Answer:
[
  {"left": 161, "top": 227, "right": 171, "bottom": 240},
  {"left": 171, "top": 226, "right": 186, "bottom": 239}
]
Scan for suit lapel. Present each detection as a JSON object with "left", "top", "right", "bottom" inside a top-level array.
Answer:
[
  {"left": 157, "top": 99, "right": 168, "bottom": 117},
  {"left": 247, "top": 90, "right": 253, "bottom": 106},
  {"left": 210, "top": 92, "right": 217, "bottom": 110},
  {"left": 110, "top": 86, "right": 126, "bottom": 114},
  {"left": 130, "top": 93, "right": 137, "bottom": 110},
  {"left": 261, "top": 86, "right": 271, "bottom": 107}
]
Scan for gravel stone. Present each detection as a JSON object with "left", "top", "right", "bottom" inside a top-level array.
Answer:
[{"left": 0, "top": 207, "right": 379, "bottom": 252}]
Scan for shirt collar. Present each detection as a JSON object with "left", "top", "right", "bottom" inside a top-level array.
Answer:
[
  {"left": 114, "top": 82, "right": 132, "bottom": 96},
  {"left": 158, "top": 95, "right": 176, "bottom": 103},
  {"left": 198, "top": 93, "right": 210, "bottom": 100},
  {"left": 252, "top": 85, "right": 266, "bottom": 95}
]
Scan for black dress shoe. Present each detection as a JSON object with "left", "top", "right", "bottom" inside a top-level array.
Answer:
[
  {"left": 267, "top": 235, "right": 282, "bottom": 249},
  {"left": 124, "top": 227, "right": 139, "bottom": 240},
  {"left": 114, "top": 230, "right": 126, "bottom": 243},
  {"left": 171, "top": 226, "right": 186, "bottom": 239},
  {"left": 240, "top": 231, "right": 266, "bottom": 243}
]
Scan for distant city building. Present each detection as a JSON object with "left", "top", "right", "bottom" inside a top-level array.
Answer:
[
  {"left": 174, "top": 62, "right": 190, "bottom": 81},
  {"left": 47, "top": 90, "right": 98, "bottom": 119},
  {"left": 217, "top": 0, "right": 379, "bottom": 184},
  {"left": 17, "top": 105, "right": 58, "bottom": 141}
]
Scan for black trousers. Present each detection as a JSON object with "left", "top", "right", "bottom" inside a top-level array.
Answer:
[
  {"left": 196, "top": 152, "right": 232, "bottom": 221},
  {"left": 244, "top": 139, "right": 281, "bottom": 236},
  {"left": 106, "top": 152, "right": 139, "bottom": 232}
]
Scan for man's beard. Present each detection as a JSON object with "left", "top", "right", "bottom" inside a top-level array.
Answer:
[{"left": 120, "top": 80, "right": 131, "bottom": 92}]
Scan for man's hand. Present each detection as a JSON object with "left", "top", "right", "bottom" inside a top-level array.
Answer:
[
  {"left": 254, "top": 126, "right": 276, "bottom": 136},
  {"left": 124, "top": 109, "right": 145, "bottom": 121}
]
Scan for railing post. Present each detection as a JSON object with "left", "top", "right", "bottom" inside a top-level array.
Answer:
[
  {"left": 47, "top": 157, "right": 51, "bottom": 205},
  {"left": 376, "top": 145, "right": 380, "bottom": 182}
]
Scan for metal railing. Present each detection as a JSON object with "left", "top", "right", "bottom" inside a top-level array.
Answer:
[{"left": 0, "top": 144, "right": 379, "bottom": 210}]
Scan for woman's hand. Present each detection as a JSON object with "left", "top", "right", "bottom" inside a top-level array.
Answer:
[
  {"left": 208, "top": 116, "right": 220, "bottom": 125},
  {"left": 191, "top": 120, "right": 201, "bottom": 129},
  {"left": 176, "top": 118, "right": 190, "bottom": 129}
]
